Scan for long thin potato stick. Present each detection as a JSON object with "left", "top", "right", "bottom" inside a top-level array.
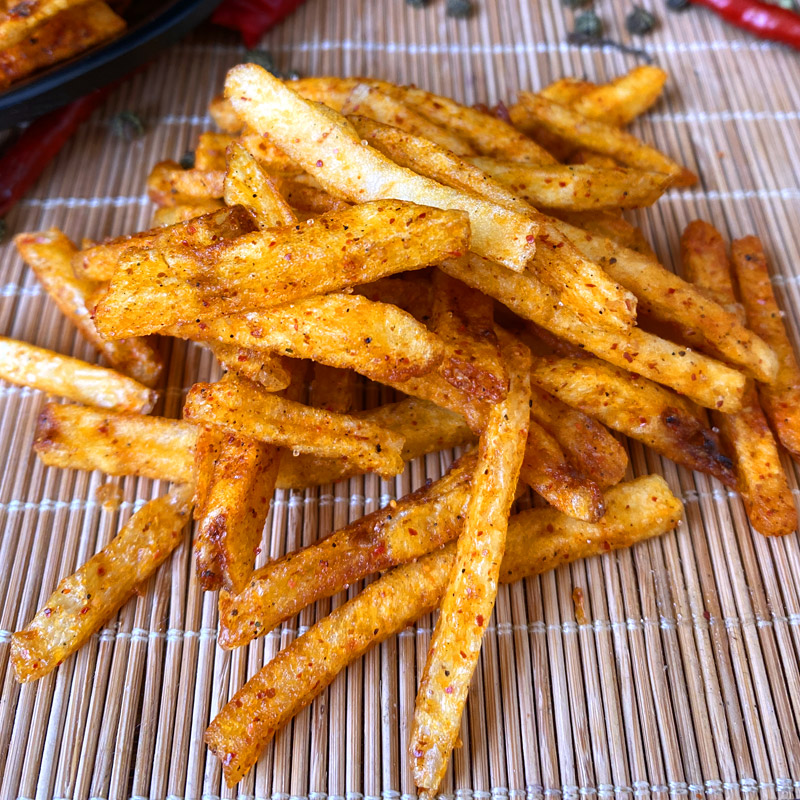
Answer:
[
  {"left": 34, "top": 403, "right": 196, "bottom": 482},
  {"left": 206, "top": 475, "right": 681, "bottom": 786},
  {"left": 732, "top": 236, "right": 800, "bottom": 460},
  {"left": 225, "top": 64, "right": 539, "bottom": 272},
  {"left": 219, "top": 450, "right": 476, "bottom": 647},
  {"left": 441, "top": 254, "right": 746, "bottom": 412},
  {"left": 208, "top": 343, "right": 291, "bottom": 391},
  {"left": 410, "top": 335, "right": 531, "bottom": 797},
  {"left": 682, "top": 222, "right": 796, "bottom": 536},
  {"left": 11, "top": 485, "right": 193, "bottom": 682},
  {"left": 183, "top": 375, "right": 405, "bottom": 478},
  {"left": 572, "top": 66, "right": 668, "bottom": 127},
  {"left": 0, "top": 337, "right": 156, "bottom": 413}
]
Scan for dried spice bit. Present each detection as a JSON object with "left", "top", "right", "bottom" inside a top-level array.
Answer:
[
  {"left": 666, "top": 0, "right": 690, "bottom": 10},
  {"left": 179, "top": 150, "right": 196, "bottom": 170},
  {"left": 573, "top": 10, "right": 603, "bottom": 37},
  {"left": 626, "top": 6, "right": 657, "bottom": 34},
  {"left": 406, "top": 0, "right": 430, "bottom": 7},
  {"left": 108, "top": 111, "right": 145, "bottom": 141},
  {"left": 567, "top": 32, "right": 655, "bottom": 62},
  {"left": 446, "top": 0, "right": 474, "bottom": 18},
  {"left": 243, "top": 49, "right": 300, "bottom": 80}
]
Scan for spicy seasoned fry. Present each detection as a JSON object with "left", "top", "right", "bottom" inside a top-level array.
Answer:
[
  {"left": 732, "top": 236, "right": 800, "bottom": 461},
  {"left": 0, "top": 337, "right": 156, "bottom": 413},
  {"left": 410, "top": 335, "right": 530, "bottom": 797},
  {"left": 34, "top": 403, "right": 196, "bottom": 482},
  {"left": 14, "top": 229, "right": 163, "bottom": 387},
  {"left": 225, "top": 65, "right": 539, "bottom": 272},
  {"left": 11, "top": 484, "right": 193, "bottom": 682},
  {"left": 207, "top": 475, "right": 681, "bottom": 786},
  {"left": 529, "top": 354, "right": 736, "bottom": 486},
  {"left": 183, "top": 374, "right": 406, "bottom": 478},
  {"left": 167, "top": 294, "right": 445, "bottom": 383}
]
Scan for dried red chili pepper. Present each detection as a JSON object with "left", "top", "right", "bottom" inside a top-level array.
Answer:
[
  {"left": 0, "top": 84, "right": 113, "bottom": 218},
  {"left": 691, "top": 0, "right": 800, "bottom": 49},
  {"left": 211, "top": 0, "right": 307, "bottom": 48}
]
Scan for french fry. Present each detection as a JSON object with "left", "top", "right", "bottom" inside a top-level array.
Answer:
[
  {"left": 204, "top": 474, "right": 683, "bottom": 787},
  {"left": 467, "top": 159, "right": 672, "bottom": 210},
  {"left": 0, "top": 0, "right": 94, "bottom": 48},
  {"left": 341, "top": 83, "right": 475, "bottom": 155},
  {"left": 208, "top": 342, "right": 292, "bottom": 391},
  {"left": 572, "top": 66, "right": 668, "bottom": 127},
  {"left": 350, "top": 114, "right": 637, "bottom": 332},
  {"left": 219, "top": 450, "right": 476, "bottom": 647},
  {"left": 430, "top": 270, "right": 508, "bottom": 403},
  {"left": 195, "top": 132, "right": 235, "bottom": 170},
  {"left": 276, "top": 397, "right": 474, "bottom": 489},
  {"left": 95, "top": 202, "right": 469, "bottom": 336},
  {"left": 15, "top": 229, "right": 163, "bottom": 387},
  {"left": 410, "top": 335, "right": 531, "bottom": 797},
  {"left": 683, "top": 222, "right": 796, "bottom": 536},
  {"left": 73, "top": 204, "right": 256, "bottom": 281},
  {"left": 34, "top": 403, "right": 196, "bottom": 482},
  {"left": 529, "top": 354, "right": 736, "bottom": 486},
  {"left": 223, "top": 142, "right": 296, "bottom": 228},
  {"left": 192, "top": 426, "right": 222, "bottom": 519},
  {"left": 517, "top": 92, "right": 696, "bottom": 186},
  {"left": 538, "top": 77, "right": 595, "bottom": 106},
  {"left": 11, "top": 484, "right": 193, "bottom": 682},
  {"left": 225, "top": 65, "right": 539, "bottom": 272},
  {"left": 0, "top": 1, "right": 124, "bottom": 89},
  {"left": 0, "top": 337, "right": 155, "bottom": 412},
  {"left": 441, "top": 254, "right": 746, "bottom": 412},
  {"left": 554, "top": 218, "right": 778, "bottom": 384},
  {"left": 167, "top": 294, "right": 445, "bottom": 383},
  {"left": 519, "top": 417, "right": 605, "bottom": 522},
  {"left": 195, "top": 433, "right": 280, "bottom": 592},
  {"left": 183, "top": 374, "right": 406, "bottom": 478},
  {"left": 146, "top": 161, "right": 225, "bottom": 206},
  {"left": 731, "top": 236, "right": 800, "bottom": 461},
  {"left": 528, "top": 384, "right": 628, "bottom": 488},
  {"left": 236, "top": 131, "right": 300, "bottom": 173},
  {"left": 152, "top": 202, "right": 224, "bottom": 226}
]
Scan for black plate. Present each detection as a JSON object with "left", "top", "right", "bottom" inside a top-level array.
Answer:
[{"left": 0, "top": 0, "right": 223, "bottom": 127}]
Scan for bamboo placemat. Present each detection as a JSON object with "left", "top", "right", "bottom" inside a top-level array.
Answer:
[{"left": 1, "top": 1, "right": 800, "bottom": 798}]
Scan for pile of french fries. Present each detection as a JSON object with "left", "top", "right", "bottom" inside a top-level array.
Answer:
[
  {"left": 5, "top": 64, "right": 799, "bottom": 794},
  {"left": 0, "top": 0, "right": 125, "bottom": 89}
]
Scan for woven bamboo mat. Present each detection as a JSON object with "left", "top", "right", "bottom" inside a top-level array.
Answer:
[{"left": 1, "top": 1, "right": 800, "bottom": 798}]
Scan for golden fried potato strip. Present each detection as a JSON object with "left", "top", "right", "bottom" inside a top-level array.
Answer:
[
  {"left": 223, "top": 142, "right": 296, "bottom": 228},
  {"left": 34, "top": 403, "right": 196, "bottom": 482},
  {"left": 528, "top": 384, "right": 628, "bottom": 489},
  {"left": 410, "top": 335, "right": 531, "bottom": 797},
  {"left": 151, "top": 202, "right": 225, "bottom": 227},
  {"left": 183, "top": 374, "right": 405, "bottom": 478},
  {"left": 0, "top": 337, "right": 155, "bottom": 412},
  {"left": 442, "top": 254, "right": 746, "bottom": 412},
  {"left": 518, "top": 92, "right": 695, "bottom": 185},
  {"left": 168, "top": 294, "right": 445, "bottom": 383},
  {"left": 15, "top": 229, "right": 162, "bottom": 387},
  {"left": 308, "top": 363, "right": 357, "bottom": 413},
  {"left": 468, "top": 159, "right": 672, "bottom": 210},
  {"left": 11, "top": 485, "right": 193, "bottom": 682},
  {"left": 529, "top": 354, "right": 736, "bottom": 486},
  {"left": 195, "top": 434, "right": 280, "bottom": 592},
  {"left": 732, "top": 236, "right": 800, "bottom": 462},
  {"left": 208, "top": 343, "right": 291, "bottom": 391},
  {"left": 225, "top": 64, "right": 539, "bottom": 272},
  {"left": 683, "top": 222, "right": 796, "bottom": 536},
  {"left": 96, "top": 202, "right": 469, "bottom": 336},
  {"left": 206, "top": 474, "right": 681, "bottom": 786},
  {"left": 219, "top": 450, "right": 476, "bottom": 647}
]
